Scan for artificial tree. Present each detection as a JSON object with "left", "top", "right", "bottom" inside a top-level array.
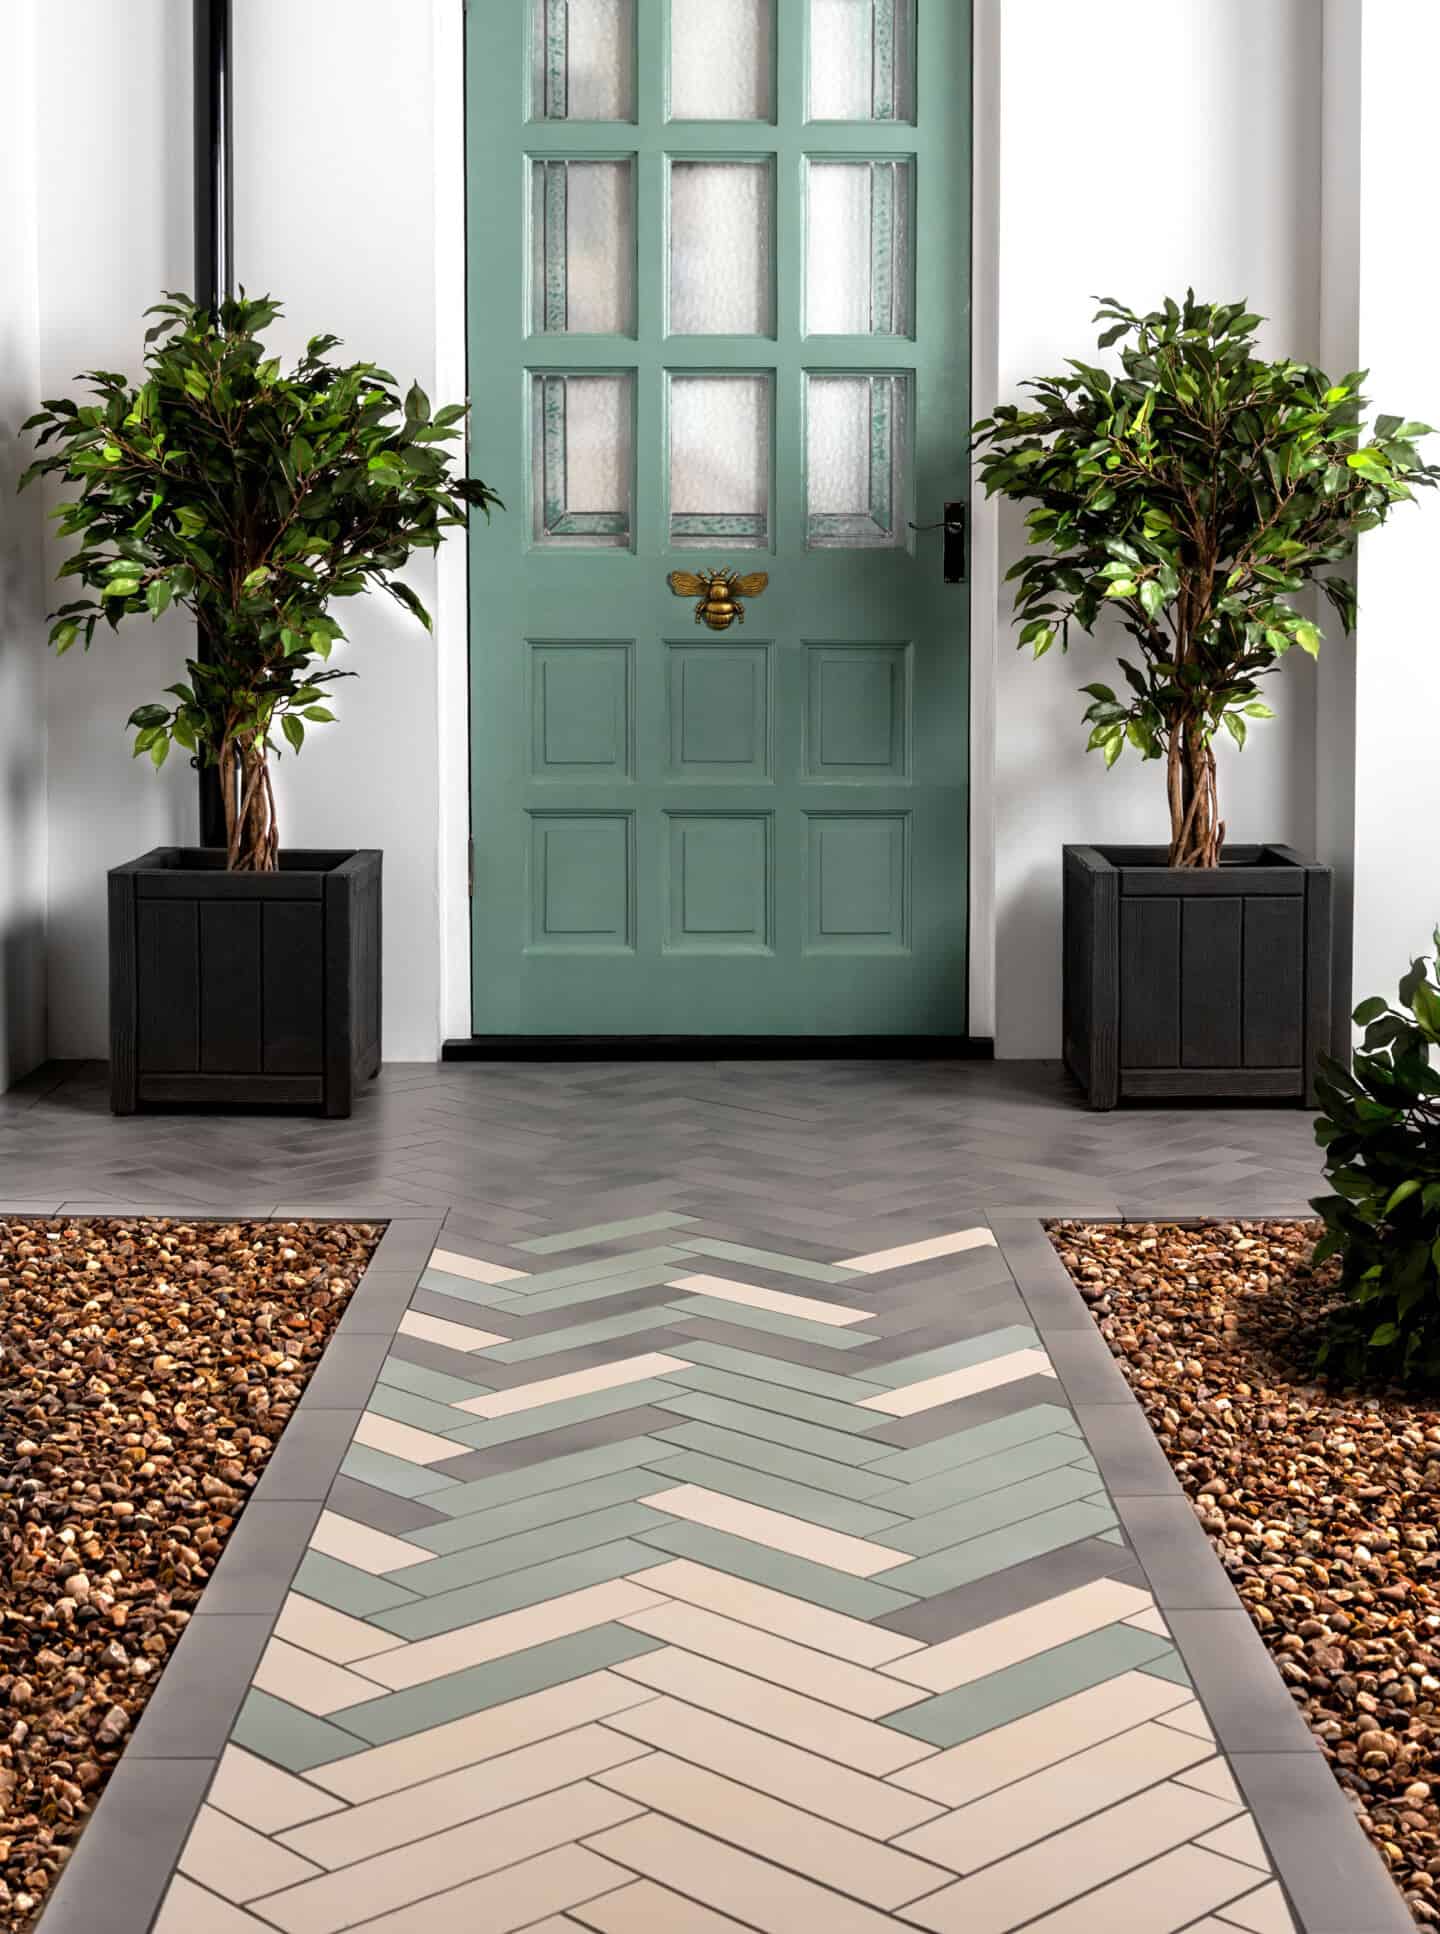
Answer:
[
  {"left": 21, "top": 293, "right": 500, "bottom": 871},
  {"left": 974, "top": 294, "right": 1437, "bottom": 867}
]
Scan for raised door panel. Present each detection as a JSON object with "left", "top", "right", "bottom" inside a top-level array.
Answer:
[
  {"left": 530, "top": 642, "right": 634, "bottom": 779},
  {"left": 804, "top": 643, "right": 909, "bottom": 779},
  {"left": 666, "top": 813, "right": 773, "bottom": 953},
  {"left": 805, "top": 812, "right": 909, "bottom": 953},
  {"left": 666, "top": 644, "right": 770, "bottom": 779},
  {"left": 528, "top": 812, "right": 636, "bottom": 952}
]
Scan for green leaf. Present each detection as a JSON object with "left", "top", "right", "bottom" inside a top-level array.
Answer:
[
  {"left": 303, "top": 706, "right": 336, "bottom": 723},
  {"left": 1138, "top": 579, "right": 1164, "bottom": 619},
  {"left": 1293, "top": 620, "right": 1321, "bottom": 658},
  {"left": 1386, "top": 1179, "right": 1422, "bottom": 1214},
  {"left": 282, "top": 713, "right": 305, "bottom": 753},
  {"left": 146, "top": 579, "right": 173, "bottom": 617},
  {"left": 1353, "top": 995, "right": 1389, "bottom": 1025}
]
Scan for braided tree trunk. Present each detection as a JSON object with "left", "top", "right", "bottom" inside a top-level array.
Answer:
[
  {"left": 1166, "top": 715, "right": 1224, "bottom": 869},
  {"left": 219, "top": 734, "right": 279, "bottom": 873}
]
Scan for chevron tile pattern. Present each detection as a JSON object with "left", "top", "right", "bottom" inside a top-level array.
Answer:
[{"left": 155, "top": 1206, "right": 1297, "bottom": 1933}]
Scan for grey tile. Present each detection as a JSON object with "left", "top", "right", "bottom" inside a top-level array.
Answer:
[
  {"left": 1165, "top": 1610, "right": 1317, "bottom": 1754},
  {"left": 874, "top": 1533, "right": 1147, "bottom": 1641},
  {"left": 324, "top": 1474, "right": 453, "bottom": 1537},
  {"left": 863, "top": 1374, "right": 1072, "bottom": 1448},
  {"left": 34, "top": 1756, "right": 212, "bottom": 1934},
  {"left": 129, "top": 1614, "right": 273, "bottom": 1758},
  {"left": 434, "top": 1406, "right": 683, "bottom": 1480},
  {"left": 252, "top": 1407, "right": 361, "bottom": 1503},
  {"left": 194, "top": 1501, "right": 321, "bottom": 1616},
  {"left": 1074, "top": 1399, "right": 1187, "bottom": 1496},
  {"left": 1115, "top": 1494, "right": 1246, "bottom": 1611},
  {"left": 1032, "top": 1322, "right": 1135, "bottom": 1404},
  {"left": 296, "top": 1331, "right": 392, "bottom": 1409},
  {"left": 1228, "top": 1753, "right": 1415, "bottom": 1934}
]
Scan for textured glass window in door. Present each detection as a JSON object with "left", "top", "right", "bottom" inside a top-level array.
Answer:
[
  {"left": 532, "top": 0, "right": 636, "bottom": 121},
  {"left": 530, "top": 372, "right": 634, "bottom": 547},
  {"left": 805, "top": 372, "right": 909, "bottom": 548},
  {"left": 808, "top": 0, "right": 914, "bottom": 122},
  {"left": 668, "top": 373, "right": 772, "bottom": 548},
  {"left": 669, "top": 0, "right": 774, "bottom": 121},
  {"left": 669, "top": 161, "right": 774, "bottom": 336},
  {"left": 806, "top": 160, "right": 912, "bottom": 336},
  {"left": 530, "top": 159, "right": 635, "bottom": 335}
]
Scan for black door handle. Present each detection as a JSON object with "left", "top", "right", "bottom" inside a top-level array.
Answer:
[{"left": 908, "top": 502, "right": 967, "bottom": 584}]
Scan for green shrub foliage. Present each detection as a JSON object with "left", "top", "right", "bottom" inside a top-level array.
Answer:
[{"left": 1312, "top": 934, "right": 1440, "bottom": 1382}]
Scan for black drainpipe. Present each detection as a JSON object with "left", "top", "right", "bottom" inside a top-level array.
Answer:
[{"left": 193, "top": 0, "right": 233, "bottom": 849}]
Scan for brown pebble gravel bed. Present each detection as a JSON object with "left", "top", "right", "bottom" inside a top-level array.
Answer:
[
  {"left": 0, "top": 1216, "right": 382, "bottom": 1931},
  {"left": 1050, "top": 1218, "right": 1439, "bottom": 1926}
]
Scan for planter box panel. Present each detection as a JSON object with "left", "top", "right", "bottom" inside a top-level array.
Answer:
[
  {"left": 1122, "top": 1067, "right": 1303, "bottom": 1101},
  {"left": 138, "top": 901, "right": 199, "bottom": 1073},
  {"left": 262, "top": 903, "right": 325, "bottom": 1075},
  {"left": 200, "top": 902, "right": 262, "bottom": 1074},
  {"left": 137, "top": 1074, "right": 325, "bottom": 1106},
  {"left": 1180, "top": 898, "right": 1242, "bottom": 1067},
  {"left": 1120, "top": 899, "right": 1179, "bottom": 1069},
  {"left": 1243, "top": 897, "right": 1305, "bottom": 1068}
]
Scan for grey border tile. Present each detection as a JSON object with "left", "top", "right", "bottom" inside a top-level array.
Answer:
[
  {"left": 1228, "top": 1753, "right": 1415, "bottom": 1934},
  {"left": 35, "top": 1757, "right": 212, "bottom": 1934}
]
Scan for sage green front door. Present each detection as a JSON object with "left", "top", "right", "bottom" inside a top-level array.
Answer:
[{"left": 467, "top": 0, "right": 971, "bottom": 1037}]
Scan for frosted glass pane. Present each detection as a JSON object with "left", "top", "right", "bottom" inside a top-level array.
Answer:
[
  {"left": 806, "top": 373, "right": 908, "bottom": 548},
  {"left": 670, "top": 0, "right": 773, "bottom": 121},
  {"left": 533, "top": 0, "right": 635, "bottom": 121},
  {"left": 806, "top": 160, "right": 912, "bottom": 335},
  {"left": 530, "top": 160, "right": 635, "bottom": 335},
  {"left": 669, "top": 374, "right": 771, "bottom": 548},
  {"left": 531, "top": 372, "right": 634, "bottom": 547},
  {"left": 669, "top": 162, "right": 773, "bottom": 336},
  {"left": 808, "top": 0, "right": 914, "bottom": 122}
]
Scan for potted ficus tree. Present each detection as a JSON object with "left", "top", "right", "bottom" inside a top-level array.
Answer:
[
  {"left": 21, "top": 292, "right": 499, "bottom": 1115},
  {"left": 974, "top": 293, "right": 1438, "bottom": 1108}
]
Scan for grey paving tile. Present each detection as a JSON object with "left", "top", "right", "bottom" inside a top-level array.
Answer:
[
  {"left": 35, "top": 1756, "right": 211, "bottom": 1934},
  {"left": 296, "top": 1331, "right": 392, "bottom": 1410},
  {"left": 399, "top": 1502, "right": 670, "bottom": 1596},
  {"left": 517, "top": 1211, "right": 698, "bottom": 1253},
  {"left": 229, "top": 1689, "right": 370, "bottom": 1774},
  {"left": 864, "top": 1323, "right": 1040, "bottom": 1387},
  {"left": 870, "top": 1429, "right": 1091, "bottom": 1517},
  {"left": 434, "top": 1407, "right": 684, "bottom": 1479},
  {"left": 130, "top": 1614, "right": 273, "bottom": 1758},
  {"left": 863, "top": 1374, "right": 1076, "bottom": 1448},
  {"left": 646, "top": 1449, "right": 906, "bottom": 1536},
  {"left": 194, "top": 1501, "right": 322, "bottom": 1616},
  {"left": 408, "top": 1470, "right": 665, "bottom": 1555},
  {"left": 874, "top": 1533, "right": 1148, "bottom": 1641},
  {"left": 253, "top": 1408, "right": 360, "bottom": 1503},
  {"left": 1115, "top": 1495, "right": 1247, "bottom": 1611},
  {"left": 1076, "top": 1400, "right": 1190, "bottom": 1496},
  {"left": 668, "top": 1299, "right": 879, "bottom": 1350},
  {"left": 426, "top": 1435, "right": 683, "bottom": 1517},
  {"left": 867, "top": 1402, "right": 1081, "bottom": 1483},
  {"left": 364, "top": 1378, "right": 479, "bottom": 1436},
  {"left": 660, "top": 1362, "right": 883, "bottom": 1435},
  {"left": 674, "top": 1337, "right": 889, "bottom": 1403},
  {"left": 324, "top": 1475, "right": 452, "bottom": 1538},
  {"left": 441, "top": 1380, "right": 685, "bottom": 1453},
  {"left": 1228, "top": 1753, "right": 1414, "bottom": 1934},
  {"left": 1165, "top": 1610, "right": 1317, "bottom": 1755}
]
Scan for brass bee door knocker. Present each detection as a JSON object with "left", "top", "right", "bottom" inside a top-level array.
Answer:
[{"left": 667, "top": 567, "right": 769, "bottom": 632}]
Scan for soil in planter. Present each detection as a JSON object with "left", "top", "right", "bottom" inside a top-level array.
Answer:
[
  {"left": 1050, "top": 1219, "right": 1440, "bottom": 1926},
  {"left": 0, "top": 1217, "right": 382, "bottom": 1931}
]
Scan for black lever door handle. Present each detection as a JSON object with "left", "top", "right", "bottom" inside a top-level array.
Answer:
[{"left": 907, "top": 502, "right": 967, "bottom": 583}]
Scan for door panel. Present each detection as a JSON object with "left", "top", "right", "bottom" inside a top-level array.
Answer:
[{"left": 468, "top": 0, "right": 971, "bottom": 1037}]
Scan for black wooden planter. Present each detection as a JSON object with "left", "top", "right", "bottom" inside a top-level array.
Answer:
[
  {"left": 1063, "top": 843, "right": 1331, "bottom": 1110},
  {"left": 109, "top": 848, "right": 382, "bottom": 1116}
]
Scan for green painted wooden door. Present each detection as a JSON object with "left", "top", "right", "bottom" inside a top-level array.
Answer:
[{"left": 467, "top": 0, "right": 970, "bottom": 1037}]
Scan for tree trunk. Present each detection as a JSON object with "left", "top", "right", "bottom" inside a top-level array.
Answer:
[
  {"left": 221, "top": 734, "right": 279, "bottom": 872},
  {"left": 1166, "top": 716, "right": 1224, "bottom": 869}
]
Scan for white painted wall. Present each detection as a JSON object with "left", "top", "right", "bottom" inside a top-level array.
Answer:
[{"left": 989, "top": 0, "right": 1325, "bottom": 1056}]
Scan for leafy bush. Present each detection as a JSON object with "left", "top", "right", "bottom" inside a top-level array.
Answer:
[{"left": 1312, "top": 933, "right": 1440, "bottom": 1382}]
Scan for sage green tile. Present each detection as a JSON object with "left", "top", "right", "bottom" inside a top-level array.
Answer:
[
  {"left": 399, "top": 1503, "right": 669, "bottom": 1596},
  {"left": 650, "top": 1420, "right": 897, "bottom": 1501},
  {"left": 378, "top": 1356, "right": 496, "bottom": 1406},
  {"left": 366, "top": 1380, "right": 481, "bottom": 1437},
  {"left": 505, "top": 1246, "right": 689, "bottom": 1296},
  {"left": 880, "top": 1464, "right": 1105, "bottom": 1555},
  {"left": 231, "top": 1689, "right": 369, "bottom": 1773},
  {"left": 881, "top": 1498, "right": 1119, "bottom": 1597},
  {"left": 868, "top": 1404, "right": 1080, "bottom": 1484},
  {"left": 635, "top": 1519, "right": 915, "bottom": 1620},
  {"left": 371, "top": 1538, "right": 661, "bottom": 1639},
  {"left": 418, "top": 1266, "right": 520, "bottom": 1309},
  {"left": 430, "top": 1436, "right": 684, "bottom": 1518},
  {"left": 486, "top": 1307, "right": 672, "bottom": 1363},
  {"left": 410, "top": 1471, "right": 664, "bottom": 1555},
  {"left": 672, "top": 1236, "right": 856, "bottom": 1284},
  {"left": 882, "top": 1624, "right": 1175, "bottom": 1747},
  {"left": 510, "top": 1264, "right": 682, "bottom": 1314},
  {"left": 870, "top": 1432, "right": 1093, "bottom": 1518},
  {"left": 652, "top": 1450, "right": 905, "bottom": 1537},
  {"left": 1099, "top": 1527, "right": 1128, "bottom": 1546},
  {"left": 339, "top": 1444, "right": 460, "bottom": 1501},
  {"left": 676, "top": 1338, "right": 888, "bottom": 1404},
  {"left": 336, "top": 1626, "right": 665, "bottom": 1745},
  {"left": 517, "top": 1212, "right": 698, "bottom": 1254},
  {"left": 652, "top": 1390, "right": 893, "bottom": 1466},
  {"left": 443, "top": 1379, "right": 683, "bottom": 1450},
  {"left": 292, "top": 1551, "right": 420, "bottom": 1618},
  {"left": 669, "top": 1302, "right": 877, "bottom": 1350},
  {"left": 866, "top": 1324, "right": 1040, "bottom": 1388},
  {"left": 663, "top": 1364, "right": 882, "bottom": 1437},
  {"left": 1139, "top": 1649, "right": 1191, "bottom": 1686}
]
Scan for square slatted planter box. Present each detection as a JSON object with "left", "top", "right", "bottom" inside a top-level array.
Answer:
[
  {"left": 1063, "top": 843, "right": 1331, "bottom": 1111},
  {"left": 109, "top": 848, "right": 382, "bottom": 1117}
]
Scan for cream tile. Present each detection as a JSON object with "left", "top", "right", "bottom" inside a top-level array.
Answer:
[
  {"left": 1158, "top": 1698, "right": 1217, "bottom": 1741},
  {"left": 572, "top": 1879, "right": 757, "bottom": 1931},
  {"left": 274, "top": 1593, "right": 406, "bottom": 1666},
  {"left": 430, "top": 1246, "right": 527, "bottom": 1284},
  {"left": 858, "top": 1348, "right": 1056, "bottom": 1417},
  {"left": 667, "top": 1273, "right": 873, "bottom": 1327},
  {"left": 309, "top": 1509, "right": 432, "bottom": 1574},
  {"left": 1175, "top": 1757, "right": 1243, "bottom": 1805},
  {"left": 583, "top": 1813, "right": 902, "bottom": 1934},
  {"left": 840, "top": 1227, "right": 997, "bottom": 1273},
  {"left": 890, "top": 1670, "right": 1197, "bottom": 1809},
  {"left": 363, "top": 1578, "right": 666, "bottom": 1690},
  {"left": 253, "top": 1638, "right": 388, "bottom": 1716},
  {"left": 639, "top": 1484, "right": 908, "bottom": 1578},
  {"left": 1023, "top": 1844, "right": 1265, "bottom": 1933},
  {"left": 281, "top": 1722, "right": 649, "bottom": 1868},
  {"left": 252, "top": 1781, "right": 641, "bottom": 1934},
  {"left": 597, "top": 1751, "right": 951, "bottom": 1908},
  {"left": 896, "top": 1720, "right": 1215, "bottom": 1871},
  {"left": 207, "top": 1745, "right": 346, "bottom": 1836},
  {"left": 901, "top": 1780, "right": 1240, "bottom": 1934},
  {"left": 610, "top": 1646, "right": 934, "bottom": 1777},
  {"left": 620, "top": 1600, "right": 924, "bottom": 1718},
  {"left": 356, "top": 1843, "right": 632, "bottom": 1934},
  {"left": 353, "top": 1410, "right": 468, "bottom": 1467},
  {"left": 885, "top": 1579, "right": 1153, "bottom": 1693},
  {"left": 1124, "top": 1605, "right": 1171, "bottom": 1637},
  {"left": 179, "top": 1804, "right": 322, "bottom": 1905},
  {"left": 154, "top": 1874, "right": 273, "bottom": 1933},
  {"left": 1200, "top": 1815, "right": 1271, "bottom": 1872},
  {"left": 454, "top": 1352, "right": 692, "bottom": 1418},
  {"left": 308, "top": 1669, "right": 658, "bottom": 1803},
  {"left": 398, "top": 1310, "right": 507, "bottom": 1352},
  {"left": 1218, "top": 1882, "right": 1299, "bottom": 1933},
  {"left": 625, "top": 1559, "right": 924, "bottom": 1667},
  {"left": 602, "top": 1695, "right": 942, "bottom": 1838}
]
